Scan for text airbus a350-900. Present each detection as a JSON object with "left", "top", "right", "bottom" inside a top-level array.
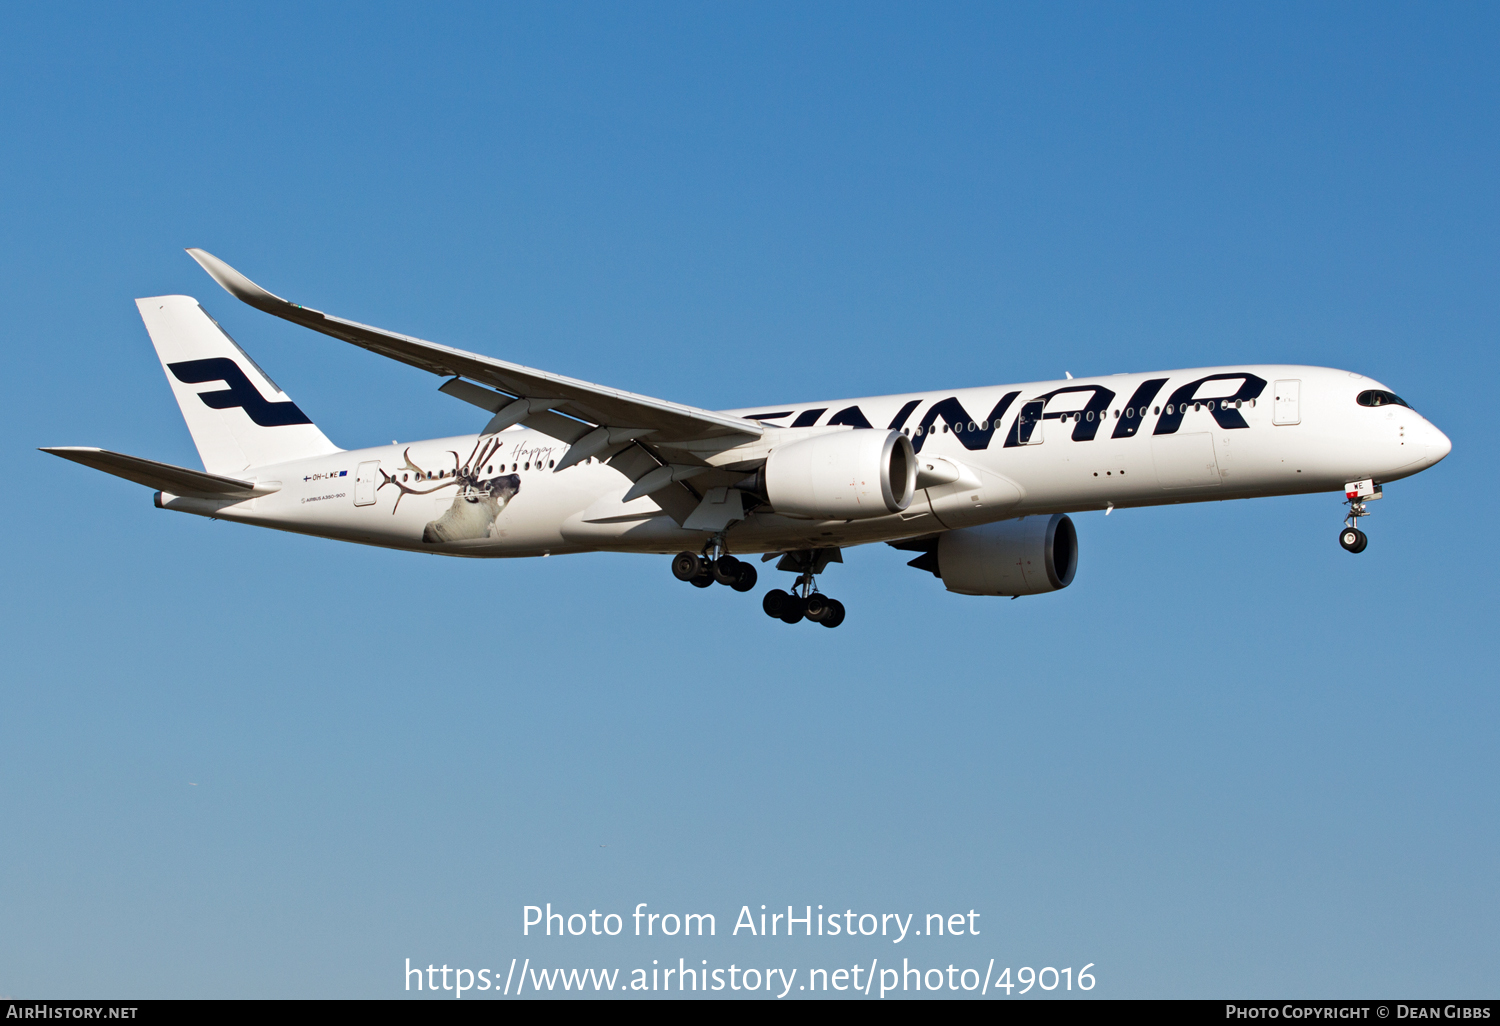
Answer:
[{"left": 46, "top": 250, "right": 1452, "bottom": 627}]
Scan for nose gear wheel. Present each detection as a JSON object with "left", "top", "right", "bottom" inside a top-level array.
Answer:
[{"left": 1339, "top": 492, "right": 1375, "bottom": 554}]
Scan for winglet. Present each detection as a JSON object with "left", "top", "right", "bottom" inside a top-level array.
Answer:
[{"left": 185, "top": 249, "right": 324, "bottom": 319}]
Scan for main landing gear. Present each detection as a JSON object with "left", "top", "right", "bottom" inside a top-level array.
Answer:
[
  {"left": 671, "top": 550, "right": 758, "bottom": 592},
  {"left": 670, "top": 542, "right": 847, "bottom": 627},
  {"left": 763, "top": 584, "right": 845, "bottom": 628},
  {"left": 760, "top": 547, "right": 846, "bottom": 628},
  {"left": 1339, "top": 479, "right": 1381, "bottom": 554}
]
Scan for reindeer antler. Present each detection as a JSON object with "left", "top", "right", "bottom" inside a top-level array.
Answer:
[
  {"left": 468, "top": 437, "right": 502, "bottom": 476},
  {"left": 377, "top": 438, "right": 512, "bottom": 515},
  {"left": 380, "top": 455, "right": 464, "bottom": 514}
]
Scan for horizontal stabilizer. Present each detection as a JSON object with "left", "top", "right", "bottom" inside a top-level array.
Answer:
[{"left": 40, "top": 447, "right": 278, "bottom": 498}]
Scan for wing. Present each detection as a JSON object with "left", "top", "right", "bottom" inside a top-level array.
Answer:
[{"left": 185, "top": 250, "right": 762, "bottom": 451}]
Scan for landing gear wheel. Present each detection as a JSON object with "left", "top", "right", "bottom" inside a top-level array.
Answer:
[
  {"left": 804, "top": 593, "right": 833, "bottom": 622},
  {"left": 690, "top": 567, "right": 715, "bottom": 588},
  {"left": 671, "top": 551, "right": 703, "bottom": 582},
  {"left": 1339, "top": 527, "right": 1368, "bottom": 553},
  {"left": 819, "top": 599, "right": 846, "bottom": 628},
  {"left": 778, "top": 596, "right": 806, "bottom": 624},
  {"left": 712, "top": 555, "right": 743, "bottom": 586},
  {"left": 762, "top": 589, "right": 790, "bottom": 618},
  {"left": 731, "top": 563, "right": 758, "bottom": 592}
]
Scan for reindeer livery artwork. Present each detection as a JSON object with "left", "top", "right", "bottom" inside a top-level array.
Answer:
[
  {"left": 44, "top": 250, "right": 1452, "bottom": 629},
  {"left": 381, "top": 437, "right": 522, "bottom": 544}
]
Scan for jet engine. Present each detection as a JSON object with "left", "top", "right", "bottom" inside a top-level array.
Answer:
[
  {"left": 760, "top": 429, "right": 917, "bottom": 520},
  {"left": 902, "top": 514, "right": 1078, "bottom": 596}
]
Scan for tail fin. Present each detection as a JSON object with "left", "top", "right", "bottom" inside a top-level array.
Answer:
[{"left": 137, "top": 295, "right": 340, "bottom": 474}]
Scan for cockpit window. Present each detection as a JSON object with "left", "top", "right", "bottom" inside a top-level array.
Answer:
[{"left": 1357, "top": 389, "right": 1410, "bottom": 409}]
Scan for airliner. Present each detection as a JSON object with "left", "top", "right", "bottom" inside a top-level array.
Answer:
[{"left": 44, "top": 250, "right": 1452, "bottom": 628}]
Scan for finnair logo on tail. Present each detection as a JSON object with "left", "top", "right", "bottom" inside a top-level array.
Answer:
[{"left": 168, "top": 358, "right": 313, "bottom": 427}]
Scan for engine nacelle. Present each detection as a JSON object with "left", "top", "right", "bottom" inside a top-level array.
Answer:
[
  {"left": 763, "top": 429, "right": 916, "bottom": 519},
  {"left": 936, "top": 514, "right": 1078, "bottom": 596}
]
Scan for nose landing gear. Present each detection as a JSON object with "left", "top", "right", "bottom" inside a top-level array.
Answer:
[{"left": 1339, "top": 479, "right": 1381, "bottom": 554}]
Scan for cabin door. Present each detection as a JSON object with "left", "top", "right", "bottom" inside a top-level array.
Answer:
[
  {"left": 1017, "top": 400, "right": 1046, "bottom": 445},
  {"left": 354, "top": 461, "right": 380, "bottom": 506},
  {"left": 1273, "top": 380, "right": 1301, "bottom": 425}
]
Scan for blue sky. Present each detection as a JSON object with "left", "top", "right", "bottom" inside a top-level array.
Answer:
[{"left": 1, "top": 2, "right": 1495, "bottom": 999}]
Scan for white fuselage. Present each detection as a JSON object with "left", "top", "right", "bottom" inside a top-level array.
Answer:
[{"left": 156, "top": 364, "right": 1451, "bottom": 558}]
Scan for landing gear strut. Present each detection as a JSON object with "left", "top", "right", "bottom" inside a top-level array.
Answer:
[
  {"left": 760, "top": 548, "right": 846, "bottom": 628},
  {"left": 1339, "top": 479, "right": 1380, "bottom": 554}
]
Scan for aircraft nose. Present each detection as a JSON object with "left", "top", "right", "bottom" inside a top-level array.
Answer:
[{"left": 1427, "top": 424, "right": 1452, "bottom": 465}]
